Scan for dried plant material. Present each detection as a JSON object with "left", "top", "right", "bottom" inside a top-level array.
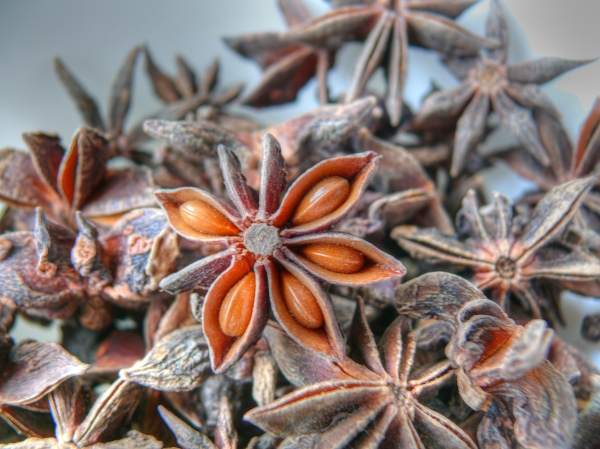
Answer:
[
  {"left": 55, "top": 46, "right": 208, "bottom": 156},
  {"left": 0, "top": 129, "right": 155, "bottom": 230},
  {"left": 224, "top": 0, "right": 353, "bottom": 106},
  {"left": 572, "top": 375, "right": 600, "bottom": 449},
  {"left": 159, "top": 397, "right": 238, "bottom": 449},
  {"left": 393, "top": 179, "right": 600, "bottom": 318},
  {"left": 357, "top": 127, "right": 454, "bottom": 234},
  {"left": 0, "top": 210, "right": 84, "bottom": 320},
  {"left": 582, "top": 313, "right": 600, "bottom": 342},
  {"left": 73, "top": 380, "right": 143, "bottom": 447},
  {"left": 121, "top": 325, "right": 211, "bottom": 391},
  {"left": 144, "top": 96, "right": 378, "bottom": 185},
  {"left": 247, "top": 300, "right": 476, "bottom": 448},
  {"left": 228, "top": 0, "right": 496, "bottom": 126},
  {"left": 447, "top": 298, "right": 578, "bottom": 448},
  {"left": 97, "top": 208, "right": 179, "bottom": 302},
  {"left": 91, "top": 330, "right": 146, "bottom": 374},
  {"left": 144, "top": 48, "right": 245, "bottom": 126},
  {"left": 411, "top": 0, "right": 593, "bottom": 176},
  {"left": 0, "top": 341, "right": 88, "bottom": 407},
  {"left": 499, "top": 100, "right": 600, "bottom": 231},
  {"left": 156, "top": 134, "right": 404, "bottom": 372}
]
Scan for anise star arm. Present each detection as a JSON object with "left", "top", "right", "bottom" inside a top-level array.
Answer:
[
  {"left": 272, "top": 151, "right": 380, "bottom": 234},
  {"left": 202, "top": 254, "right": 270, "bottom": 373},
  {"left": 283, "top": 232, "right": 405, "bottom": 285},
  {"left": 257, "top": 133, "right": 287, "bottom": 221},
  {"left": 155, "top": 186, "right": 243, "bottom": 244},
  {"left": 266, "top": 255, "right": 346, "bottom": 361},
  {"left": 510, "top": 177, "right": 594, "bottom": 261}
]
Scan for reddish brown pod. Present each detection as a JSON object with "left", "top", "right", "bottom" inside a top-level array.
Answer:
[{"left": 155, "top": 132, "right": 406, "bottom": 372}]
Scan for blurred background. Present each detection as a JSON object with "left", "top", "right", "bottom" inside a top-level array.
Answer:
[{"left": 1, "top": 0, "right": 599, "bottom": 363}]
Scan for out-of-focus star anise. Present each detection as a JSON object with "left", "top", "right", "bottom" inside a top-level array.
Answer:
[
  {"left": 155, "top": 133, "right": 405, "bottom": 372},
  {"left": 411, "top": 0, "right": 593, "bottom": 176},
  {"left": 142, "top": 47, "right": 257, "bottom": 133},
  {"left": 144, "top": 96, "right": 379, "bottom": 189},
  {"left": 55, "top": 46, "right": 209, "bottom": 157},
  {"left": 225, "top": 0, "right": 368, "bottom": 107},
  {"left": 0, "top": 128, "right": 155, "bottom": 230},
  {"left": 245, "top": 299, "right": 477, "bottom": 448},
  {"left": 499, "top": 100, "right": 600, "bottom": 231},
  {"left": 392, "top": 178, "right": 600, "bottom": 318}
]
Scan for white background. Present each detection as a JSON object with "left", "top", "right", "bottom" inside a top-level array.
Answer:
[{"left": 1, "top": 0, "right": 599, "bottom": 365}]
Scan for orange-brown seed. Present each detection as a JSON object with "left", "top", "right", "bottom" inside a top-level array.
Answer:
[
  {"left": 300, "top": 243, "right": 365, "bottom": 274},
  {"left": 180, "top": 200, "right": 239, "bottom": 236},
  {"left": 291, "top": 176, "right": 350, "bottom": 225},
  {"left": 219, "top": 272, "right": 256, "bottom": 337},
  {"left": 280, "top": 271, "right": 324, "bottom": 329}
]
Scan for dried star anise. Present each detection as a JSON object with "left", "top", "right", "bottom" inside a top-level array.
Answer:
[
  {"left": 246, "top": 300, "right": 477, "bottom": 448},
  {"left": 0, "top": 128, "right": 155, "bottom": 230},
  {"left": 448, "top": 300, "right": 577, "bottom": 448},
  {"left": 144, "top": 96, "right": 379, "bottom": 190},
  {"left": 396, "top": 272, "right": 579, "bottom": 449},
  {"left": 155, "top": 133, "right": 405, "bottom": 372},
  {"left": 392, "top": 178, "right": 600, "bottom": 318},
  {"left": 410, "top": 0, "right": 592, "bottom": 176},
  {"left": 499, "top": 100, "right": 600, "bottom": 231},
  {"left": 55, "top": 46, "right": 209, "bottom": 158}
]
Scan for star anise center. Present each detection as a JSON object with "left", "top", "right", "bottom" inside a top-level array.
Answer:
[
  {"left": 496, "top": 256, "right": 517, "bottom": 279},
  {"left": 243, "top": 223, "right": 281, "bottom": 256},
  {"left": 476, "top": 61, "right": 503, "bottom": 89}
]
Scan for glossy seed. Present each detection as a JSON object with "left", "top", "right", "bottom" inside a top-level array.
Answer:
[
  {"left": 180, "top": 200, "right": 239, "bottom": 236},
  {"left": 219, "top": 272, "right": 256, "bottom": 337},
  {"left": 280, "top": 271, "right": 324, "bottom": 329},
  {"left": 300, "top": 243, "right": 365, "bottom": 274},
  {"left": 291, "top": 176, "right": 350, "bottom": 225}
]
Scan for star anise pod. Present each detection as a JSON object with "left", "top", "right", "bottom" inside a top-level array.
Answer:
[
  {"left": 0, "top": 209, "right": 85, "bottom": 321},
  {"left": 225, "top": 0, "right": 370, "bottom": 107},
  {"left": 0, "top": 338, "right": 88, "bottom": 440},
  {"left": 55, "top": 46, "right": 208, "bottom": 157},
  {"left": 411, "top": 0, "right": 593, "bottom": 176},
  {"left": 449, "top": 301, "right": 577, "bottom": 448},
  {"left": 354, "top": 127, "right": 454, "bottom": 235},
  {"left": 142, "top": 47, "right": 254, "bottom": 133},
  {"left": 155, "top": 133, "right": 405, "bottom": 372},
  {"left": 144, "top": 96, "right": 379, "bottom": 189},
  {"left": 499, "top": 100, "right": 600, "bottom": 231},
  {"left": 392, "top": 177, "right": 600, "bottom": 318},
  {"left": 245, "top": 299, "right": 477, "bottom": 448},
  {"left": 335, "top": 0, "right": 499, "bottom": 127},
  {"left": 0, "top": 128, "right": 155, "bottom": 230},
  {"left": 396, "top": 272, "right": 578, "bottom": 449},
  {"left": 159, "top": 398, "right": 243, "bottom": 449}
]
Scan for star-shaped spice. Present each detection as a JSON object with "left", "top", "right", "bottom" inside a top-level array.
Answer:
[
  {"left": 499, "top": 100, "right": 600, "bottom": 231},
  {"left": 224, "top": 0, "right": 367, "bottom": 107},
  {"left": 392, "top": 177, "right": 600, "bottom": 318},
  {"left": 0, "top": 128, "right": 155, "bottom": 229},
  {"left": 245, "top": 299, "right": 477, "bottom": 448},
  {"left": 227, "top": 0, "right": 495, "bottom": 125},
  {"left": 155, "top": 133, "right": 405, "bottom": 372},
  {"left": 448, "top": 300, "right": 577, "bottom": 448},
  {"left": 396, "top": 272, "right": 579, "bottom": 449},
  {"left": 55, "top": 46, "right": 210, "bottom": 157},
  {"left": 411, "top": 0, "right": 593, "bottom": 176}
]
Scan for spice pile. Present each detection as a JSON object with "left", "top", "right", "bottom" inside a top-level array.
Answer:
[{"left": 0, "top": 1, "right": 599, "bottom": 448}]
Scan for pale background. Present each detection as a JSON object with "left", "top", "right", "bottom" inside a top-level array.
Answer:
[{"left": 1, "top": 0, "right": 599, "bottom": 365}]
